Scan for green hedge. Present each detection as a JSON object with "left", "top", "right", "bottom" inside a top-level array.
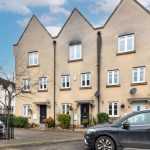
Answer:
[
  {"left": 0, "top": 116, "right": 29, "bottom": 128},
  {"left": 13, "top": 116, "right": 29, "bottom": 128},
  {"left": 97, "top": 113, "right": 109, "bottom": 124},
  {"left": 58, "top": 114, "right": 71, "bottom": 129}
]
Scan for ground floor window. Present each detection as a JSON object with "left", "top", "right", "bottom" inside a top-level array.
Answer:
[
  {"left": 23, "top": 104, "right": 30, "bottom": 117},
  {"left": 61, "top": 103, "right": 69, "bottom": 114},
  {"left": 108, "top": 102, "right": 118, "bottom": 117}
]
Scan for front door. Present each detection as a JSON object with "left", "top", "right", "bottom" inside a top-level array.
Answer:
[
  {"left": 132, "top": 102, "right": 145, "bottom": 112},
  {"left": 40, "top": 105, "right": 47, "bottom": 123},
  {"left": 81, "top": 104, "right": 89, "bottom": 125}
]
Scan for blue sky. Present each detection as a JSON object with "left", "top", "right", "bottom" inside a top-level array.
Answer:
[{"left": 0, "top": 0, "right": 150, "bottom": 70}]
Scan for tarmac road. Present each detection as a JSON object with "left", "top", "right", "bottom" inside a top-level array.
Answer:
[{"left": 4, "top": 141, "right": 87, "bottom": 150}]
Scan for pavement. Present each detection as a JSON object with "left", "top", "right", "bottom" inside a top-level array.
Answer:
[{"left": 0, "top": 128, "right": 84, "bottom": 149}]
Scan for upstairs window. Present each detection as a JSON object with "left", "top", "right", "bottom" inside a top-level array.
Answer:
[
  {"left": 81, "top": 73, "right": 91, "bottom": 87},
  {"left": 69, "top": 44, "right": 82, "bottom": 60},
  {"left": 132, "top": 67, "right": 145, "bottom": 83},
  {"left": 39, "top": 77, "right": 47, "bottom": 90},
  {"left": 28, "top": 51, "right": 38, "bottom": 66},
  {"left": 61, "top": 75, "right": 70, "bottom": 88},
  {"left": 23, "top": 79, "right": 30, "bottom": 91},
  {"left": 108, "top": 70, "right": 119, "bottom": 85},
  {"left": 118, "top": 34, "right": 134, "bottom": 53}
]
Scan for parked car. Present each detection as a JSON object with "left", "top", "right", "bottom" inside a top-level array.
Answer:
[
  {"left": 84, "top": 109, "right": 150, "bottom": 150},
  {"left": 0, "top": 120, "right": 6, "bottom": 138}
]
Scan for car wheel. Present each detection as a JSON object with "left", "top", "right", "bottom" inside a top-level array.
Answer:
[{"left": 95, "top": 136, "right": 115, "bottom": 150}]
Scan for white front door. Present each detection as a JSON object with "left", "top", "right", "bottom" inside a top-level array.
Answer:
[{"left": 132, "top": 102, "right": 145, "bottom": 112}]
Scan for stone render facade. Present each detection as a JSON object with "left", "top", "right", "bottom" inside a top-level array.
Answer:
[{"left": 13, "top": 0, "right": 150, "bottom": 125}]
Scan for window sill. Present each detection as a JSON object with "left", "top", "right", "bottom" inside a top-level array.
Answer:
[
  {"left": 131, "top": 82, "right": 147, "bottom": 86},
  {"left": 116, "top": 50, "right": 136, "bottom": 56},
  {"left": 68, "top": 58, "right": 83, "bottom": 63},
  {"left": 22, "top": 90, "right": 31, "bottom": 93},
  {"left": 38, "top": 89, "right": 48, "bottom": 92},
  {"left": 27, "top": 65, "right": 39, "bottom": 68},
  {"left": 79, "top": 86, "right": 92, "bottom": 90},
  {"left": 60, "top": 88, "right": 71, "bottom": 91},
  {"left": 106, "top": 84, "right": 121, "bottom": 88}
]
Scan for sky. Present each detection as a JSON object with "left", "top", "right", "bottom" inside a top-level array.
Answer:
[{"left": 0, "top": 0, "right": 150, "bottom": 71}]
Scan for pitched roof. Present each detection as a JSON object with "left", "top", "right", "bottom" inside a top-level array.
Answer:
[
  {"left": 0, "top": 77, "right": 15, "bottom": 89},
  {"left": 54, "top": 8, "right": 95, "bottom": 38},
  {"left": 13, "top": 15, "right": 53, "bottom": 46},
  {"left": 13, "top": 0, "right": 150, "bottom": 43},
  {"left": 96, "top": 0, "right": 150, "bottom": 30}
]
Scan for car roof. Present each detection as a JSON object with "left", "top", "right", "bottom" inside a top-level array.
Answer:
[{"left": 114, "top": 109, "right": 150, "bottom": 125}]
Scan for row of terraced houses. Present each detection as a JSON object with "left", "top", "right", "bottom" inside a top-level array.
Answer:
[{"left": 13, "top": 0, "right": 150, "bottom": 126}]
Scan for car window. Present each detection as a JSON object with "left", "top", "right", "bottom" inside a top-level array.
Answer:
[{"left": 126, "top": 112, "right": 150, "bottom": 126}]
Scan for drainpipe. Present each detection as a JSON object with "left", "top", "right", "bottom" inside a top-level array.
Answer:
[
  {"left": 97, "top": 31, "right": 102, "bottom": 113},
  {"left": 53, "top": 40, "right": 56, "bottom": 127}
]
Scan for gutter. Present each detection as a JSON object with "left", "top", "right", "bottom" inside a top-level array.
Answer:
[
  {"left": 97, "top": 31, "right": 102, "bottom": 113},
  {"left": 53, "top": 41, "right": 56, "bottom": 127}
]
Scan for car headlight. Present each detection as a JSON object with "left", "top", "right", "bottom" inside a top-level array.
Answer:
[{"left": 86, "top": 129, "right": 96, "bottom": 134}]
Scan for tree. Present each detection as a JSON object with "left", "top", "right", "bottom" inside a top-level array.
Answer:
[{"left": 0, "top": 63, "right": 41, "bottom": 139}]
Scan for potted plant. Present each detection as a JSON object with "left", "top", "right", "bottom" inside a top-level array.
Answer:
[{"left": 82, "top": 118, "right": 88, "bottom": 128}]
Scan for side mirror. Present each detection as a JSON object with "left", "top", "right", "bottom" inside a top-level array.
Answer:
[{"left": 122, "top": 121, "right": 130, "bottom": 130}]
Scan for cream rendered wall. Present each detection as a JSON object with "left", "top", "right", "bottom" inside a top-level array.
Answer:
[
  {"left": 99, "top": 0, "right": 150, "bottom": 118},
  {"left": 55, "top": 10, "right": 98, "bottom": 125},
  {"left": 14, "top": 16, "right": 54, "bottom": 124}
]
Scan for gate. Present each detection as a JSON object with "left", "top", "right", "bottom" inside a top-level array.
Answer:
[{"left": 0, "top": 107, "right": 14, "bottom": 140}]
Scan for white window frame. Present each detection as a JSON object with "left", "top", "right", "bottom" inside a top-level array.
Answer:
[
  {"left": 28, "top": 51, "right": 39, "bottom": 66},
  {"left": 23, "top": 104, "right": 30, "bottom": 117},
  {"left": 23, "top": 79, "right": 30, "bottom": 91},
  {"left": 132, "top": 67, "right": 145, "bottom": 83},
  {"left": 108, "top": 102, "right": 118, "bottom": 117},
  {"left": 61, "top": 75, "right": 70, "bottom": 89},
  {"left": 118, "top": 34, "right": 134, "bottom": 53},
  {"left": 61, "top": 103, "right": 70, "bottom": 114},
  {"left": 108, "top": 70, "right": 119, "bottom": 85},
  {"left": 39, "top": 77, "right": 47, "bottom": 90},
  {"left": 69, "top": 44, "right": 82, "bottom": 60},
  {"left": 81, "top": 73, "right": 91, "bottom": 87}
]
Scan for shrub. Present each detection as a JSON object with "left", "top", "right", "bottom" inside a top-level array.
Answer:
[
  {"left": 97, "top": 113, "right": 109, "bottom": 124},
  {"left": 43, "top": 116, "right": 55, "bottom": 128},
  {"left": 13, "top": 116, "right": 29, "bottom": 128},
  {"left": 89, "top": 117, "right": 96, "bottom": 126},
  {"left": 58, "top": 114, "right": 71, "bottom": 129}
]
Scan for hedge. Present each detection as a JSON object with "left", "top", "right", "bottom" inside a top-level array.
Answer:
[
  {"left": 58, "top": 114, "right": 71, "bottom": 129},
  {"left": 97, "top": 112, "right": 109, "bottom": 124}
]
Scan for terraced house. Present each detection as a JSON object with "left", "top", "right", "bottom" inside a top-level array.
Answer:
[{"left": 13, "top": 0, "right": 150, "bottom": 126}]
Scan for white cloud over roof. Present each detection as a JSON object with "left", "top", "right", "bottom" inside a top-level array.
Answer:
[{"left": 46, "top": 26, "right": 61, "bottom": 37}]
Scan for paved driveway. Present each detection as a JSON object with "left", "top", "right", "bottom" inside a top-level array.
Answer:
[{"left": 0, "top": 128, "right": 83, "bottom": 149}]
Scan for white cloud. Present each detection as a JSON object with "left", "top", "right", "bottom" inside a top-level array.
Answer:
[
  {"left": 46, "top": 26, "right": 61, "bottom": 37},
  {"left": 0, "top": 0, "right": 68, "bottom": 15},
  {"left": 39, "top": 13, "right": 56, "bottom": 26},
  {"left": 138, "top": 0, "right": 150, "bottom": 10},
  {"left": 92, "top": 0, "right": 121, "bottom": 13},
  {"left": 16, "top": 17, "right": 30, "bottom": 28},
  {"left": 51, "top": 6, "right": 70, "bottom": 17}
]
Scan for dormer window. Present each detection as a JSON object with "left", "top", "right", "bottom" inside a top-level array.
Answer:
[
  {"left": 118, "top": 34, "right": 134, "bottom": 53},
  {"left": 69, "top": 44, "right": 82, "bottom": 61}
]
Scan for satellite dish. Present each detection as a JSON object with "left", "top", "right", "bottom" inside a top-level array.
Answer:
[
  {"left": 94, "top": 91, "right": 99, "bottom": 97},
  {"left": 130, "top": 88, "right": 137, "bottom": 95}
]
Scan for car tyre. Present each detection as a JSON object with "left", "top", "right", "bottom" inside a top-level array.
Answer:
[{"left": 95, "top": 136, "right": 115, "bottom": 150}]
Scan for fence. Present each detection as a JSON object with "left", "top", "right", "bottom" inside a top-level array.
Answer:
[{"left": 0, "top": 107, "right": 14, "bottom": 140}]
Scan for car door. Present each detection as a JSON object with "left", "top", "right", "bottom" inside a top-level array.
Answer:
[{"left": 118, "top": 112, "right": 150, "bottom": 149}]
